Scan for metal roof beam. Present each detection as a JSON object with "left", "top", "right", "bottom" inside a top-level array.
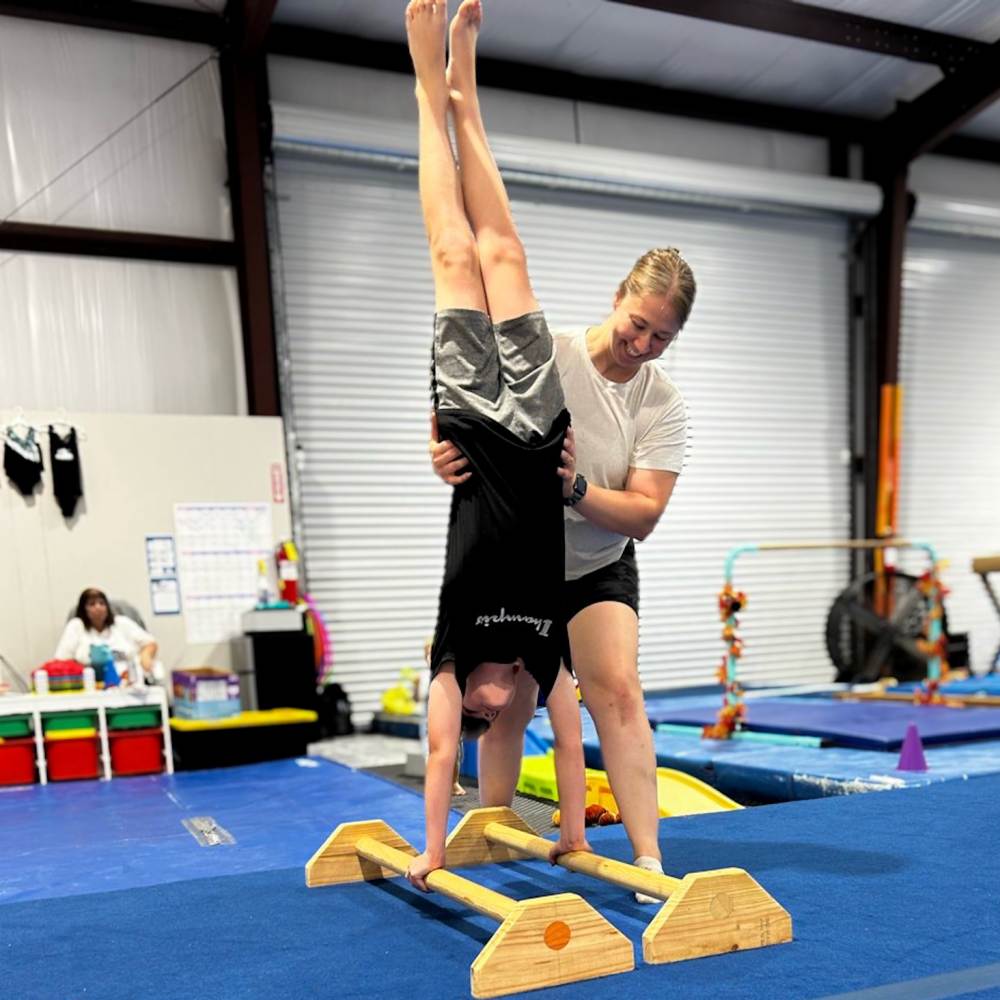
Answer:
[
  {"left": 935, "top": 134, "right": 1000, "bottom": 164},
  {"left": 874, "top": 36, "right": 1000, "bottom": 165},
  {"left": 227, "top": 0, "right": 277, "bottom": 58},
  {"left": 222, "top": 0, "right": 280, "bottom": 416},
  {"left": 0, "top": 222, "right": 235, "bottom": 265},
  {"left": 608, "top": 0, "right": 988, "bottom": 73},
  {"left": 0, "top": 1, "right": 224, "bottom": 46}
]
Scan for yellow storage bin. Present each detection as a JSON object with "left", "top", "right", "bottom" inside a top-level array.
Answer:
[{"left": 45, "top": 727, "right": 98, "bottom": 741}]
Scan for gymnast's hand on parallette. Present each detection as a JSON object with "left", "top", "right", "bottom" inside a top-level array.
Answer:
[
  {"left": 429, "top": 411, "right": 471, "bottom": 485},
  {"left": 405, "top": 850, "right": 443, "bottom": 892},
  {"left": 548, "top": 834, "right": 591, "bottom": 865},
  {"left": 557, "top": 425, "right": 576, "bottom": 499}
]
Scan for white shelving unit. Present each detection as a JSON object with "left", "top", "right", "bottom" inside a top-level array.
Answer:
[{"left": 0, "top": 687, "right": 173, "bottom": 785}]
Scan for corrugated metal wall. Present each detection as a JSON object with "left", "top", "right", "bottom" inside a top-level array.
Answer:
[
  {"left": 273, "top": 154, "right": 852, "bottom": 722},
  {"left": 899, "top": 231, "right": 1000, "bottom": 673}
]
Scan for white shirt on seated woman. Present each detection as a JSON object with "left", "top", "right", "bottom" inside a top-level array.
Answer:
[{"left": 55, "top": 587, "right": 158, "bottom": 683}]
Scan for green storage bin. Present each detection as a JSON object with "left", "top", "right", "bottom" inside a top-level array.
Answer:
[
  {"left": 0, "top": 715, "right": 32, "bottom": 738},
  {"left": 107, "top": 707, "right": 162, "bottom": 730},
  {"left": 43, "top": 711, "right": 98, "bottom": 734}
]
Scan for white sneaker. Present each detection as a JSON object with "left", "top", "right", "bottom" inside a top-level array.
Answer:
[{"left": 633, "top": 855, "right": 664, "bottom": 904}]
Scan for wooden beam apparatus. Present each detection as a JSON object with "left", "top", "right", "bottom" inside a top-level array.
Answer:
[
  {"left": 0, "top": 1, "right": 224, "bottom": 45},
  {"left": 305, "top": 818, "right": 634, "bottom": 999},
  {"left": 608, "top": 0, "right": 989, "bottom": 71},
  {"left": 839, "top": 688, "right": 997, "bottom": 706},
  {"left": 445, "top": 807, "right": 793, "bottom": 966},
  {"left": 0, "top": 221, "right": 235, "bottom": 266}
]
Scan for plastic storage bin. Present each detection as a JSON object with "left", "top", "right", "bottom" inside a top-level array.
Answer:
[
  {"left": 0, "top": 715, "right": 32, "bottom": 738},
  {"left": 46, "top": 729, "right": 100, "bottom": 781},
  {"left": 109, "top": 728, "right": 164, "bottom": 775},
  {"left": 0, "top": 737, "right": 37, "bottom": 785},
  {"left": 43, "top": 712, "right": 98, "bottom": 734},
  {"left": 107, "top": 706, "right": 162, "bottom": 730}
]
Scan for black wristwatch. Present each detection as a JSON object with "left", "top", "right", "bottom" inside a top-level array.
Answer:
[{"left": 564, "top": 473, "right": 588, "bottom": 508}]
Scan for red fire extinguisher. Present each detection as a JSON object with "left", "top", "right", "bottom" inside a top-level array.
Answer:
[{"left": 275, "top": 540, "right": 300, "bottom": 605}]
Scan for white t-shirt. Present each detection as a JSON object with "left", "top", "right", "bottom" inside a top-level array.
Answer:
[
  {"left": 54, "top": 615, "right": 155, "bottom": 666},
  {"left": 554, "top": 329, "right": 687, "bottom": 580}
]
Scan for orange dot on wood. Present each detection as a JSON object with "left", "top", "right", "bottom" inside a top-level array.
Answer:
[{"left": 544, "top": 920, "right": 571, "bottom": 951}]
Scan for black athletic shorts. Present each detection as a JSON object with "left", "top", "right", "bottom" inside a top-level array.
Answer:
[{"left": 560, "top": 539, "right": 639, "bottom": 669}]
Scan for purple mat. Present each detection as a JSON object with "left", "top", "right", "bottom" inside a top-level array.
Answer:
[{"left": 648, "top": 698, "right": 1000, "bottom": 750}]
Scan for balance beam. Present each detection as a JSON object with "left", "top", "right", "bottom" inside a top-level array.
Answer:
[
  {"left": 305, "top": 818, "right": 634, "bottom": 999},
  {"left": 445, "top": 807, "right": 793, "bottom": 965}
]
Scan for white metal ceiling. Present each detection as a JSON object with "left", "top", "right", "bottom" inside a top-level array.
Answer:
[
  {"left": 131, "top": 0, "right": 999, "bottom": 138},
  {"left": 264, "top": 0, "right": 1000, "bottom": 137}
]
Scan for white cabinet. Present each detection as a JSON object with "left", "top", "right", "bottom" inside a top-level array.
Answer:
[{"left": 0, "top": 687, "right": 173, "bottom": 785}]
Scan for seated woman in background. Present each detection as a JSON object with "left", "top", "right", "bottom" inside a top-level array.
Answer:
[{"left": 55, "top": 588, "right": 158, "bottom": 684}]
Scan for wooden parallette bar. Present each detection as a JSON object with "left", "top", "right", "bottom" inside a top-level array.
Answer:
[
  {"left": 446, "top": 807, "right": 793, "bottom": 965},
  {"left": 306, "top": 818, "right": 634, "bottom": 999},
  {"left": 972, "top": 554, "right": 1000, "bottom": 575},
  {"left": 839, "top": 688, "right": 995, "bottom": 706}
]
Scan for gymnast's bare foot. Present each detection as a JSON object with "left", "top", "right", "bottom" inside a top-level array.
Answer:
[
  {"left": 446, "top": 0, "right": 482, "bottom": 102},
  {"left": 406, "top": 0, "right": 449, "bottom": 101}
]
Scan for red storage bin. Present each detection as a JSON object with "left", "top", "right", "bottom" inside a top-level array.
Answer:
[
  {"left": 109, "top": 728, "right": 164, "bottom": 776},
  {"left": 46, "top": 735, "right": 100, "bottom": 781},
  {"left": 0, "top": 737, "right": 37, "bottom": 785}
]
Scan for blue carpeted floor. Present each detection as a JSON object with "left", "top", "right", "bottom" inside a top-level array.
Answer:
[
  {"left": 0, "top": 756, "right": 426, "bottom": 904},
  {"left": 2, "top": 757, "right": 1000, "bottom": 999}
]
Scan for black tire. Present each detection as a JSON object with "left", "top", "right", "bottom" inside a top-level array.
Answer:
[{"left": 826, "top": 570, "right": 950, "bottom": 683}]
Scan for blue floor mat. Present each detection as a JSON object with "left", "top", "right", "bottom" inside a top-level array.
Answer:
[
  {"left": 647, "top": 698, "right": 1000, "bottom": 749},
  {"left": 527, "top": 697, "right": 1000, "bottom": 801},
  {"left": 0, "top": 756, "right": 430, "bottom": 904},
  {"left": 4, "top": 770, "right": 1000, "bottom": 1000}
]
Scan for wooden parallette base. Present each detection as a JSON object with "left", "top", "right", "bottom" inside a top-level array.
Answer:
[
  {"left": 305, "top": 818, "right": 634, "bottom": 999},
  {"left": 473, "top": 893, "right": 634, "bottom": 999},
  {"left": 641, "top": 867, "right": 793, "bottom": 964},
  {"left": 447, "top": 806, "right": 793, "bottom": 965}
]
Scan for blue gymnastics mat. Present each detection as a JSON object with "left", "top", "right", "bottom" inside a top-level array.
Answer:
[
  {"left": 0, "top": 756, "right": 430, "bottom": 905},
  {"left": 4, "top": 764, "right": 1000, "bottom": 1000},
  {"left": 646, "top": 697, "right": 1000, "bottom": 750}
]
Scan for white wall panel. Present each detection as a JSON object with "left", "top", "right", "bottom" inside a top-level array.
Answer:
[
  {"left": 0, "top": 19, "right": 242, "bottom": 418},
  {"left": 274, "top": 149, "right": 852, "bottom": 722},
  {"left": 898, "top": 233, "right": 1000, "bottom": 673},
  {"left": 0, "top": 254, "right": 244, "bottom": 416},
  {"left": 0, "top": 17, "right": 229, "bottom": 239},
  {"left": 268, "top": 55, "right": 579, "bottom": 143},
  {"left": 911, "top": 156, "right": 1000, "bottom": 204},
  {"left": 577, "top": 103, "right": 829, "bottom": 175},
  {"left": 268, "top": 58, "right": 829, "bottom": 174},
  {"left": 272, "top": 106, "right": 880, "bottom": 217}
]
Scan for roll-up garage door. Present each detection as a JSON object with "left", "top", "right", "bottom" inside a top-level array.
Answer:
[
  {"left": 273, "top": 150, "right": 853, "bottom": 723},
  {"left": 898, "top": 231, "right": 1000, "bottom": 674}
]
